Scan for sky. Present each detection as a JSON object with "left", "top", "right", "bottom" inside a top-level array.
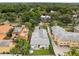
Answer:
[{"left": 0, "top": 0, "right": 79, "bottom": 3}]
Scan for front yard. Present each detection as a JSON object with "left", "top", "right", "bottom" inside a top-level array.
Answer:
[{"left": 32, "top": 49, "right": 50, "bottom": 55}]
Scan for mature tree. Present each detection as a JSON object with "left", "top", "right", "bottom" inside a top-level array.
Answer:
[
  {"left": 65, "top": 48, "right": 79, "bottom": 56},
  {"left": 10, "top": 38, "right": 30, "bottom": 55}
]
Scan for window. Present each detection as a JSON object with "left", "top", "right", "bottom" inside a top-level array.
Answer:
[{"left": 38, "top": 45, "right": 40, "bottom": 48}]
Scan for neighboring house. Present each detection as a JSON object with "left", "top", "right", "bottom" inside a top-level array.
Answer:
[
  {"left": 0, "top": 24, "right": 13, "bottom": 40},
  {"left": 72, "top": 14, "right": 79, "bottom": 25},
  {"left": 0, "top": 40, "right": 15, "bottom": 53},
  {"left": 12, "top": 25, "right": 29, "bottom": 40},
  {"left": 30, "top": 26, "right": 50, "bottom": 50},
  {"left": 52, "top": 26, "right": 79, "bottom": 47},
  {"left": 50, "top": 10, "right": 55, "bottom": 13},
  {"left": 50, "top": 10, "right": 57, "bottom": 14},
  {"left": 41, "top": 15, "right": 51, "bottom": 22},
  {"left": 72, "top": 14, "right": 77, "bottom": 18},
  {"left": 0, "top": 24, "right": 13, "bottom": 34},
  {"left": 0, "top": 24, "right": 15, "bottom": 53}
]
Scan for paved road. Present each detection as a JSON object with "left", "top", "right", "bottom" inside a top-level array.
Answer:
[{"left": 47, "top": 26, "right": 70, "bottom": 56}]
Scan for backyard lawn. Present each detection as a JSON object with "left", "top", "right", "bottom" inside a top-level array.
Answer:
[{"left": 32, "top": 49, "right": 50, "bottom": 55}]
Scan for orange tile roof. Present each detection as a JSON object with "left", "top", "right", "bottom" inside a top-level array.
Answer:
[
  {"left": 0, "top": 34, "right": 6, "bottom": 40},
  {"left": 0, "top": 24, "right": 12, "bottom": 33}
]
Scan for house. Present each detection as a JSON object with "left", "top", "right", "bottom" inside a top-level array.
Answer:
[
  {"left": 41, "top": 15, "right": 51, "bottom": 22},
  {"left": 0, "top": 24, "right": 15, "bottom": 53},
  {"left": 0, "top": 24, "right": 13, "bottom": 34},
  {"left": 12, "top": 25, "right": 29, "bottom": 40},
  {"left": 30, "top": 26, "right": 50, "bottom": 50},
  {"left": 72, "top": 14, "right": 77, "bottom": 18},
  {"left": 0, "top": 24, "right": 13, "bottom": 40},
  {"left": 52, "top": 26, "right": 79, "bottom": 47},
  {"left": 50, "top": 10, "right": 57, "bottom": 14},
  {"left": 72, "top": 14, "right": 79, "bottom": 25},
  {"left": 0, "top": 40, "right": 15, "bottom": 53}
]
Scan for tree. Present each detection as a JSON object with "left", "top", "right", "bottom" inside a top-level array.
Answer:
[
  {"left": 10, "top": 38, "right": 30, "bottom": 55},
  {"left": 59, "top": 14, "right": 72, "bottom": 26},
  {"left": 4, "top": 12, "right": 16, "bottom": 22},
  {"left": 65, "top": 48, "right": 79, "bottom": 56},
  {"left": 7, "top": 29, "right": 13, "bottom": 38}
]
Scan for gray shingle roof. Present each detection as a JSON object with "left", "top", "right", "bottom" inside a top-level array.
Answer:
[
  {"left": 13, "top": 27, "right": 22, "bottom": 33},
  {"left": 0, "top": 40, "right": 12, "bottom": 47},
  {"left": 51, "top": 26, "right": 65, "bottom": 39},
  {"left": 30, "top": 26, "right": 50, "bottom": 45},
  {"left": 52, "top": 26, "right": 79, "bottom": 41}
]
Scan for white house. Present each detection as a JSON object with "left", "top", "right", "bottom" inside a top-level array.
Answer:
[
  {"left": 30, "top": 26, "right": 50, "bottom": 50},
  {"left": 41, "top": 15, "right": 51, "bottom": 22},
  {"left": 52, "top": 26, "right": 79, "bottom": 47}
]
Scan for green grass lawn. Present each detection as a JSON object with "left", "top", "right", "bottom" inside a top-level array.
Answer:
[{"left": 32, "top": 49, "right": 50, "bottom": 55}]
